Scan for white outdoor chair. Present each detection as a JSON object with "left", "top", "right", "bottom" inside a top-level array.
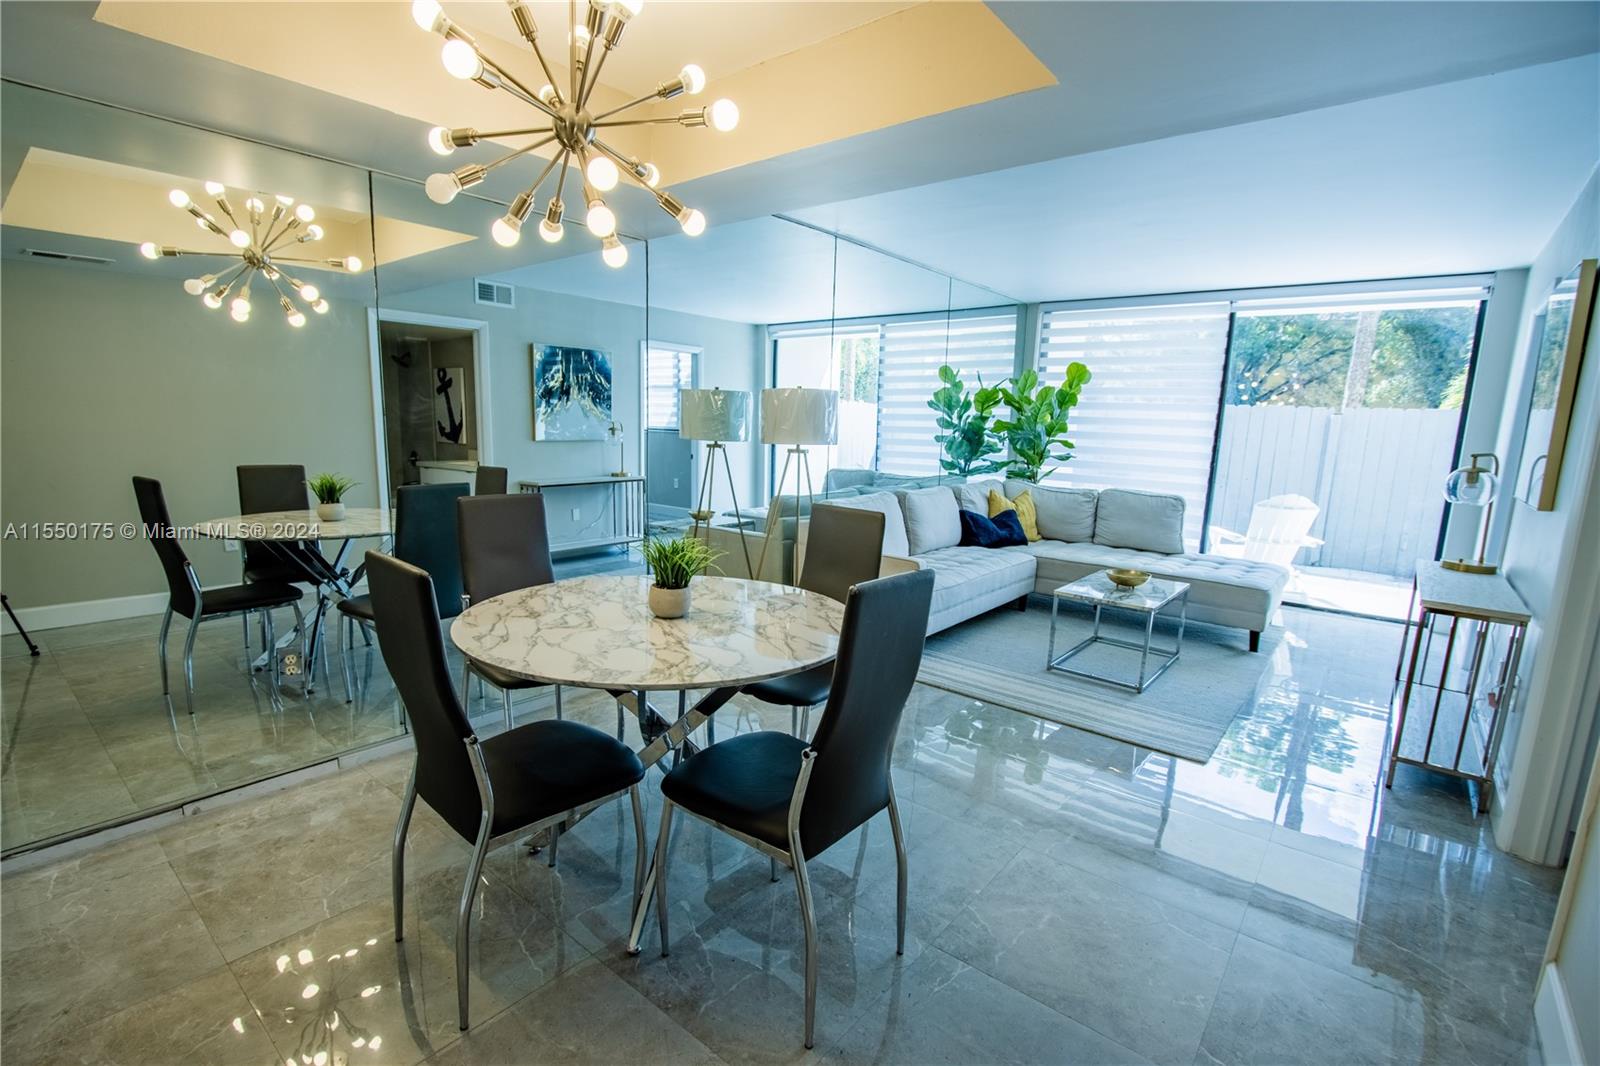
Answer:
[{"left": 1208, "top": 494, "right": 1323, "bottom": 570}]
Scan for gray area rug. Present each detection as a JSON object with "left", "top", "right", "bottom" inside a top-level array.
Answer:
[{"left": 917, "top": 596, "right": 1282, "bottom": 762}]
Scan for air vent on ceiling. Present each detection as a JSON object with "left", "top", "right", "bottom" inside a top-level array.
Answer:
[
  {"left": 19, "top": 248, "right": 114, "bottom": 265},
  {"left": 475, "top": 278, "right": 514, "bottom": 308}
]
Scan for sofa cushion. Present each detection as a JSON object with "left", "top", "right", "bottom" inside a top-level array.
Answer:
[
  {"left": 896, "top": 486, "right": 962, "bottom": 555},
  {"left": 1094, "top": 489, "right": 1185, "bottom": 554},
  {"left": 1022, "top": 540, "right": 1288, "bottom": 624},
  {"left": 819, "top": 491, "right": 909, "bottom": 556},
  {"left": 902, "top": 545, "right": 1037, "bottom": 624},
  {"left": 954, "top": 478, "right": 1003, "bottom": 514},
  {"left": 1011, "top": 480, "right": 1096, "bottom": 542},
  {"left": 823, "top": 468, "right": 877, "bottom": 493},
  {"left": 958, "top": 508, "right": 1027, "bottom": 548}
]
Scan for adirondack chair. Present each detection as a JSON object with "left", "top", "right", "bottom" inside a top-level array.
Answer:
[{"left": 1208, "top": 494, "right": 1323, "bottom": 570}]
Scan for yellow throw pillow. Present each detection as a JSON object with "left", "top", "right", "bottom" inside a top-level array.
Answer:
[{"left": 987, "top": 489, "right": 1040, "bottom": 541}]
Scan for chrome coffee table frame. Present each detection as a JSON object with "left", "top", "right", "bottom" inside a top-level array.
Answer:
[{"left": 1047, "top": 573, "right": 1191, "bottom": 693}]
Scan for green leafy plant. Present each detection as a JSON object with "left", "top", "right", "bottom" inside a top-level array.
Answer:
[
  {"left": 928, "top": 364, "right": 1006, "bottom": 477},
  {"left": 640, "top": 535, "right": 719, "bottom": 590},
  {"left": 306, "top": 473, "right": 358, "bottom": 505},
  {"left": 992, "top": 363, "right": 1092, "bottom": 483}
]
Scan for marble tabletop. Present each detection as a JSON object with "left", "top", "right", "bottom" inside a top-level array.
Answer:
[
  {"left": 1053, "top": 570, "right": 1189, "bottom": 611},
  {"left": 450, "top": 575, "right": 845, "bottom": 691},
  {"left": 197, "top": 508, "right": 393, "bottom": 542}
]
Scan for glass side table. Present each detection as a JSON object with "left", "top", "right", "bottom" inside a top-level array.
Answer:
[{"left": 1048, "top": 570, "right": 1191, "bottom": 693}]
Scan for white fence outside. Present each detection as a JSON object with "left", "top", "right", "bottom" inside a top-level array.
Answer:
[{"left": 1209, "top": 406, "right": 1462, "bottom": 577}]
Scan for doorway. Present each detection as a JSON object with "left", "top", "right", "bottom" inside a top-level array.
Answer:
[
  {"left": 644, "top": 342, "right": 698, "bottom": 521},
  {"left": 371, "top": 313, "right": 489, "bottom": 504}
]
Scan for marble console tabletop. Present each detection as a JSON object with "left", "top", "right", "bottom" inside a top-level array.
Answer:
[
  {"left": 197, "top": 508, "right": 393, "bottom": 541},
  {"left": 450, "top": 574, "right": 845, "bottom": 692}
]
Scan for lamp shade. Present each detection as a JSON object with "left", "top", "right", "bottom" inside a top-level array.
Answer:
[
  {"left": 760, "top": 387, "right": 838, "bottom": 445},
  {"left": 679, "top": 388, "right": 750, "bottom": 442}
]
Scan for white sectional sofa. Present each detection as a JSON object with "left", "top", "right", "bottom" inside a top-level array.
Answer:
[{"left": 801, "top": 480, "right": 1289, "bottom": 649}]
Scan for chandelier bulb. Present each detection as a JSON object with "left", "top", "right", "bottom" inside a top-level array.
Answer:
[
  {"left": 139, "top": 241, "right": 160, "bottom": 260},
  {"left": 441, "top": 38, "right": 483, "bottom": 80},
  {"left": 585, "top": 199, "right": 617, "bottom": 238},
  {"left": 538, "top": 84, "right": 558, "bottom": 105},
  {"left": 288, "top": 311, "right": 307, "bottom": 328},
  {"left": 314, "top": 299, "right": 331, "bottom": 314},
  {"left": 203, "top": 180, "right": 226, "bottom": 197},
  {"left": 245, "top": 197, "right": 265, "bottom": 215},
  {"left": 538, "top": 218, "right": 564, "bottom": 244},
  {"left": 229, "top": 229, "right": 251, "bottom": 249},
  {"left": 183, "top": 277, "right": 207, "bottom": 295},
  {"left": 679, "top": 64, "right": 706, "bottom": 95},
  {"left": 571, "top": 24, "right": 592, "bottom": 49},
  {"left": 678, "top": 207, "right": 706, "bottom": 237},
  {"left": 425, "top": 172, "right": 462, "bottom": 204},
  {"left": 343, "top": 256, "right": 364, "bottom": 272},
  {"left": 295, "top": 204, "right": 316, "bottom": 223},
  {"left": 491, "top": 216, "right": 523, "bottom": 247},
  {"left": 275, "top": 194, "right": 295, "bottom": 208},
  {"left": 411, "top": 0, "right": 443, "bottom": 33},
  {"left": 640, "top": 162, "right": 661, "bottom": 188},
  {"left": 167, "top": 188, "right": 190, "bottom": 209},
  {"left": 306, "top": 224, "right": 325, "bottom": 241},
  {"left": 203, "top": 291, "right": 224, "bottom": 309},
  {"left": 586, "top": 154, "right": 619, "bottom": 192},
  {"left": 709, "top": 98, "right": 739, "bottom": 132},
  {"left": 427, "top": 126, "right": 456, "bottom": 156},
  {"left": 601, "top": 235, "right": 628, "bottom": 269},
  {"left": 299, "top": 283, "right": 321, "bottom": 302}
]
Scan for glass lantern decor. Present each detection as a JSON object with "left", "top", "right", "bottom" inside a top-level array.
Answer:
[{"left": 1441, "top": 452, "right": 1500, "bottom": 574}]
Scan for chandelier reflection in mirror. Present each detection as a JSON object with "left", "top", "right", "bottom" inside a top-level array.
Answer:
[
  {"left": 413, "top": 0, "right": 739, "bottom": 268},
  {"left": 138, "top": 183, "right": 364, "bottom": 327}
]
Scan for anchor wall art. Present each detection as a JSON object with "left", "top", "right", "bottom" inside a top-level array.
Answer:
[
  {"left": 434, "top": 365, "right": 467, "bottom": 445},
  {"left": 531, "top": 344, "right": 613, "bottom": 441}
]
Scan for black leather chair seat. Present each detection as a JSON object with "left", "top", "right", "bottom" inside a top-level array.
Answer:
[
  {"left": 244, "top": 549, "right": 322, "bottom": 586},
  {"left": 337, "top": 594, "right": 376, "bottom": 622},
  {"left": 661, "top": 730, "right": 808, "bottom": 850},
  {"left": 470, "top": 657, "right": 547, "bottom": 691},
  {"left": 744, "top": 662, "right": 833, "bottom": 709},
  {"left": 197, "top": 581, "right": 303, "bottom": 618},
  {"left": 482, "top": 720, "right": 644, "bottom": 836}
]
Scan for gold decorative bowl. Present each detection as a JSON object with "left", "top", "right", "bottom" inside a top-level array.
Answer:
[{"left": 1107, "top": 568, "right": 1150, "bottom": 589}]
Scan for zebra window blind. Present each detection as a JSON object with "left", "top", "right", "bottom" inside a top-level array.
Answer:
[{"left": 646, "top": 346, "right": 695, "bottom": 430}]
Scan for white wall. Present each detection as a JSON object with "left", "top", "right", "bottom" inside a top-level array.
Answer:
[{"left": 1490, "top": 169, "right": 1600, "bottom": 864}]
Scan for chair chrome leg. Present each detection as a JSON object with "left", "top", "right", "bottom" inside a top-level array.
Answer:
[
  {"left": 264, "top": 610, "right": 281, "bottom": 701},
  {"left": 616, "top": 700, "right": 626, "bottom": 741},
  {"left": 887, "top": 785, "right": 908, "bottom": 956},
  {"left": 290, "top": 601, "right": 308, "bottom": 699},
  {"left": 392, "top": 763, "right": 418, "bottom": 942},
  {"left": 629, "top": 786, "right": 647, "bottom": 913},
  {"left": 502, "top": 686, "right": 513, "bottom": 731},
  {"left": 800, "top": 705, "right": 813, "bottom": 738},
  {"left": 653, "top": 798, "right": 675, "bottom": 956},
  {"left": 554, "top": 684, "right": 564, "bottom": 721},
  {"left": 456, "top": 814, "right": 492, "bottom": 1031},
  {"left": 546, "top": 822, "right": 560, "bottom": 869},
  {"left": 770, "top": 857, "right": 779, "bottom": 883},
  {"left": 241, "top": 612, "right": 250, "bottom": 662},
  {"left": 157, "top": 606, "right": 173, "bottom": 694},
  {"left": 181, "top": 615, "right": 200, "bottom": 716},
  {"left": 791, "top": 705, "right": 799, "bottom": 736},
  {"left": 460, "top": 662, "right": 473, "bottom": 715},
  {"left": 791, "top": 844, "right": 819, "bottom": 1049},
  {"left": 339, "top": 613, "right": 354, "bottom": 704}
]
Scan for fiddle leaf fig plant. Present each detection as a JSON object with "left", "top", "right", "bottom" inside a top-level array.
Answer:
[
  {"left": 992, "top": 363, "right": 1092, "bottom": 483},
  {"left": 928, "top": 364, "right": 1006, "bottom": 478}
]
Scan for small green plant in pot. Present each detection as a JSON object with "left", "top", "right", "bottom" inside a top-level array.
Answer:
[
  {"left": 928, "top": 364, "right": 1006, "bottom": 478},
  {"left": 307, "top": 473, "right": 357, "bottom": 522},
  {"left": 992, "top": 363, "right": 1092, "bottom": 483},
  {"left": 640, "top": 535, "right": 720, "bottom": 618}
]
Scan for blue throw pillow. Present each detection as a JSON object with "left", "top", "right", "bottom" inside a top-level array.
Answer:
[{"left": 958, "top": 508, "right": 1027, "bottom": 548}]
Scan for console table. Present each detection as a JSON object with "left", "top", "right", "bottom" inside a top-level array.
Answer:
[
  {"left": 517, "top": 475, "right": 646, "bottom": 554},
  {"left": 1387, "top": 560, "right": 1530, "bottom": 812}
]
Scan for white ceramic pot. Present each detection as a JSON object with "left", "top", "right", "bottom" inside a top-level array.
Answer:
[
  {"left": 316, "top": 502, "right": 347, "bottom": 522},
  {"left": 648, "top": 584, "right": 690, "bottom": 619}
]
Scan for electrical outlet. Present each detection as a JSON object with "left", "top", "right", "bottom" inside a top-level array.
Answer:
[
  {"left": 571, "top": 507, "right": 580, "bottom": 522},
  {"left": 280, "top": 649, "right": 302, "bottom": 677},
  {"left": 673, "top": 478, "right": 680, "bottom": 489},
  {"left": 223, "top": 539, "right": 239, "bottom": 553}
]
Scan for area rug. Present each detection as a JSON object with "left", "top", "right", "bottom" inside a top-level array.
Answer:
[{"left": 916, "top": 596, "right": 1282, "bottom": 762}]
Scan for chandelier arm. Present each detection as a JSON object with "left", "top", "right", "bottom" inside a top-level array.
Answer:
[
  {"left": 551, "top": 149, "right": 571, "bottom": 209},
  {"left": 526, "top": 37, "right": 565, "bottom": 108},
  {"left": 577, "top": 32, "right": 598, "bottom": 107},
  {"left": 568, "top": 0, "right": 579, "bottom": 104},
  {"left": 579, "top": 43, "right": 612, "bottom": 110},
  {"left": 213, "top": 197, "right": 238, "bottom": 226},
  {"left": 261, "top": 217, "right": 300, "bottom": 253},
  {"left": 593, "top": 116, "right": 684, "bottom": 128},
  {"left": 485, "top": 60, "right": 561, "bottom": 120},
  {"left": 482, "top": 133, "right": 560, "bottom": 175},
  {"left": 595, "top": 143, "right": 655, "bottom": 191},
  {"left": 267, "top": 256, "right": 332, "bottom": 266},
  {"left": 213, "top": 261, "right": 250, "bottom": 287},
  {"left": 522, "top": 151, "right": 565, "bottom": 201},
  {"left": 592, "top": 91, "right": 662, "bottom": 123}
]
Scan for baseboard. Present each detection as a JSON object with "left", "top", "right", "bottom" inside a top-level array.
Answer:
[
  {"left": 1535, "top": 962, "right": 1585, "bottom": 1066},
  {"left": 1, "top": 591, "right": 168, "bottom": 635}
]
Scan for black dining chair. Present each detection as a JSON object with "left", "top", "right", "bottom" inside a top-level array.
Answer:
[
  {"left": 646, "top": 567, "right": 934, "bottom": 1048},
  {"left": 742, "top": 503, "right": 886, "bottom": 737},
  {"left": 369, "top": 551, "right": 647, "bottom": 1031},
  {"left": 473, "top": 465, "right": 509, "bottom": 495},
  {"left": 458, "top": 493, "right": 564, "bottom": 730},
  {"left": 132, "top": 477, "right": 307, "bottom": 714},
  {"left": 336, "top": 483, "right": 469, "bottom": 702},
  {"left": 237, "top": 465, "right": 326, "bottom": 669}
]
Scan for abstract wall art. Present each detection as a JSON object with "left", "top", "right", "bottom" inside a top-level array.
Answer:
[{"left": 531, "top": 344, "right": 613, "bottom": 441}]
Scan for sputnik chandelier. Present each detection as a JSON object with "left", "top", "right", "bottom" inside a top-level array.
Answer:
[
  {"left": 139, "top": 183, "right": 364, "bottom": 327},
  {"left": 413, "top": 0, "right": 739, "bottom": 267}
]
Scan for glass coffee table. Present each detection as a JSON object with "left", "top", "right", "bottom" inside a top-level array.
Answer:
[{"left": 1048, "top": 570, "right": 1191, "bottom": 693}]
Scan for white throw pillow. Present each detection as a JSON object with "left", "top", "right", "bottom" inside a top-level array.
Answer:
[
  {"left": 954, "top": 478, "right": 1003, "bottom": 514},
  {"left": 895, "top": 486, "right": 962, "bottom": 555},
  {"left": 1093, "top": 489, "right": 1185, "bottom": 554},
  {"left": 1008, "top": 480, "right": 1097, "bottom": 542},
  {"left": 818, "top": 491, "right": 910, "bottom": 556}
]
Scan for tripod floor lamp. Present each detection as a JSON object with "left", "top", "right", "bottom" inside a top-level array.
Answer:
[
  {"left": 757, "top": 386, "right": 839, "bottom": 583},
  {"left": 681, "top": 388, "right": 753, "bottom": 577}
]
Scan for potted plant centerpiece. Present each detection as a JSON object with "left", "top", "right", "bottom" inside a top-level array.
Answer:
[
  {"left": 307, "top": 472, "right": 357, "bottom": 522},
  {"left": 640, "top": 535, "right": 719, "bottom": 619}
]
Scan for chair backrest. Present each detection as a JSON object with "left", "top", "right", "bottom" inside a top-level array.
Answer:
[
  {"left": 1243, "top": 494, "right": 1320, "bottom": 565},
  {"left": 457, "top": 492, "right": 555, "bottom": 606},
  {"left": 800, "top": 503, "right": 885, "bottom": 603},
  {"left": 474, "top": 465, "right": 509, "bottom": 496},
  {"left": 237, "top": 465, "right": 308, "bottom": 573},
  {"left": 364, "top": 551, "right": 483, "bottom": 842},
  {"left": 800, "top": 568, "right": 934, "bottom": 856},
  {"left": 131, "top": 476, "right": 198, "bottom": 617},
  {"left": 393, "top": 483, "right": 471, "bottom": 618}
]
